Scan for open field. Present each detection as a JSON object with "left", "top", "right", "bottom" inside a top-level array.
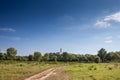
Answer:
[
  {"left": 0, "top": 61, "right": 63, "bottom": 80},
  {"left": 65, "top": 63, "right": 120, "bottom": 80},
  {"left": 0, "top": 61, "right": 120, "bottom": 80}
]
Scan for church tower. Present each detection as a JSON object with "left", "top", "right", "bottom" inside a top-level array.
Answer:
[
  {"left": 59, "top": 48, "right": 63, "bottom": 55},
  {"left": 0, "top": 49, "right": 1, "bottom": 53}
]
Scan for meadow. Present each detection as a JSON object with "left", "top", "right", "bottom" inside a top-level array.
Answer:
[
  {"left": 0, "top": 61, "right": 120, "bottom": 80},
  {"left": 0, "top": 61, "right": 61, "bottom": 80},
  {"left": 65, "top": 63, "right": 120, "bottom": 80}
]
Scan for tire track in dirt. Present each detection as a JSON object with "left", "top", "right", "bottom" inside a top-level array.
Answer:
[{"left": 25, "top": 67, "right": 67, "bottom": 80}]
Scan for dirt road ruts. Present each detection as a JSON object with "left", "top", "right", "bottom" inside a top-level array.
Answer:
[{"left": 25, "top": 67, "right": 67, "bottom": 80}]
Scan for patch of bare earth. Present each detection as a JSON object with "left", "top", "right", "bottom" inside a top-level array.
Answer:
[{"left": 25, "top": 67, "right": 67, "bottom": 80}]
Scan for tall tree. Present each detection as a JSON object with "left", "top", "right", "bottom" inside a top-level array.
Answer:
[
  {"left": 44, "top": 53, "right": 49, "bottom": 62},
  {"left": 49, "top": 53, "right": 55, "bottom": 61},
  {"left": 97, "top": 48, "right": 107, "bottom": 62},
  {"left": 62, "top": 52, "right": 69, "bottom": 62},
  {"left": 28, "top": 55, "right": 34, "bottom": 61},
  {"left": 34, "top": 51, "right": 42, "bottom": 62},
  {"left": 7, "top": 47, "right": 17, "bottom": 60}
]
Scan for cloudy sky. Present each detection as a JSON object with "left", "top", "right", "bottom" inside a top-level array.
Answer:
[{"left": 0, "top": 0, "right": 120, "bottom": 55}]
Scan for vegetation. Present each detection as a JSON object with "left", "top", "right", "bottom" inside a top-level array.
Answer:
[
  {"left": 34, "top": 51, "right": 42, "bottom": 62},
  {"left": 65, "top": 63, "right": 120, "bottom": 80},
  {"left": 0, "top": 47, "right": 120, "bottom": 80},
  {"left": 43, "top": 53, "right": 50, "bottom": 62},
  {"left": 6, "top": 48, "right": 17, "bottom": 60},
  {"left": 0, "top": 47, "right": 120, "bottom": 63},
  {"left": 0, "top": 61, "right": 65, "bottom": 80},
  {"left": 97, "top": 48, "right": 107, "bottom": 62}
]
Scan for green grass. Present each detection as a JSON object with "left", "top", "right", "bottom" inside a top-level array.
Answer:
[
  {"left": 0, "top": 61, "right": 62, "bottom": 80},
  {"left": 65, "top": 63, "right": 120, "bottom": 80},
  {"left": 1, "top": 61, "right": 120, "bottom": 80}
]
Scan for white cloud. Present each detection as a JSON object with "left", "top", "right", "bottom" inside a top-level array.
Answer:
[
  {"left": 104, "top": 40, "right": 112, "bottom": 43},
  {"left": 95, "top": 11, "right": 120, "bottom": 28},
  {"left": 104, "top": 36, "right": 113, "bottom": 44},
  {"left": 0, "top": 28, "right": 16, "bottom": 32},
  {"left": 104, "top": 12, "right": 120, "bottom": 22},
  {"left": 94, "top": 20, "right": 111, "bottom": 28}
]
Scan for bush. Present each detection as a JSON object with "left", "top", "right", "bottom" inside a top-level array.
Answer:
[
  {"left": 108, "top": 67, "right": 112, "bottom": 70},
  {"left": 88, "top": 65, "right": 97, "bottom": 70},
  {"left": 94, "top": 56, "right": 100, "bottom": 63}
]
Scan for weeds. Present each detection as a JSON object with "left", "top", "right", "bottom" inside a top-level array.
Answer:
[
  {"left": 88, "top": 65, "right": 97, "bottom": 70},
  {"left": 65, "top": 63, "right": 120, "bottom": 80},
  {"left": 0, "top": 61, "right": 62, "bottom": 80}
]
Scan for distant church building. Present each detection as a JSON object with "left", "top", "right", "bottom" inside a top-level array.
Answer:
[
  {"left": 0, "top": 49, "right": 2, "bottom": 53},
  {"left": 59, "top": 48, "right": 63, "bottom": 55},
  {"left": 55, "top": 48, "right": 63, "bottom": 55}
]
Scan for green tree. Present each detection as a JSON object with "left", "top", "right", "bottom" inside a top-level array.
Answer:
[
  {"left": 94, "top": 56, "right": 100, "bottom": 63},
  {"left": 86, "top": 55, "right": 96, "bottom": 63},
  {"left": 57, "top": 54, "right": 63, "bottom": 61},
  {"left": 105, "top": 52, "right": 114, "bottom": 62},
  {"left": 0, "top": 53, "right": 5, "bottom": 60},
  {"left": 97, "top": 48, "right": 107, "bottom": 62},
  {"left": 28, "top": 55, "right": 34, "bottom": 61},
  {"left": 53, "top": 55, "right": 57, "bottom": 63},
  {"left": 44, "top": 53, "right": 49, "bottom": 62},
  {"left": 34, "top": 51, "right": 42, "bottom": 62},
  {"left": 68, "top": 54, "right": 76, "bottom": 61},
  {"left": 113, "top": 53, "right": 120, "bottom": 61},
  {"left": 62, "top": 52, "right": 69, "bottom": 62},
  {"left": 7, "top": 47, "right": 17, "bottom": 60},
  {"left": 16, "top": 56, "right": 27, "bottom": 61},
  {"left": 49, "top": 53, "right": 55, "bottom": 61}
]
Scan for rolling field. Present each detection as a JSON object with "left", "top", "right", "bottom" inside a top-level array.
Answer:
[{"left": 65, "top": 63, "right": 120, "bottom": 80}]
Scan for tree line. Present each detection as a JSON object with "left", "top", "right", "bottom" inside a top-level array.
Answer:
[{"left": 0, "top": 47, "right": 120, "bottom": 63}]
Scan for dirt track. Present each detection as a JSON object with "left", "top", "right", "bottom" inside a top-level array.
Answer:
[{"left": 25, "top": 67, "right": 67, "bottom": 80}]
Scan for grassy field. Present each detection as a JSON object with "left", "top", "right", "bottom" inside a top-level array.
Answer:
[
  {"left": 0, "top": 61, "right": 120, "bottom": 80},
  {"left": 0, "top": 61, "right": 61, "bottom": 80},
  {"left": 65, "top": 63, "right": 120, "bottom": 80}
]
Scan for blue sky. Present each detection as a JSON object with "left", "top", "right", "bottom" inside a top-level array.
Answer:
[{"left": 1, "top": 0, "right": 120, "bottom": 55}]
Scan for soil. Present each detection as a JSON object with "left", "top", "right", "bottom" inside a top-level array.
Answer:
[{"left": 25, "top": 67, "right": 67, "bottom": 80}]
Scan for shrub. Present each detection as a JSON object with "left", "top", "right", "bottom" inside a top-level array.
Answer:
[
  {"left": 88, "top": 65, "right": 97, "bottom": 70},
  {"left": 108, "top": 67, "right": 112, "bottom": 70},
  {"left": 94, "top": 56, "right": 100, "bottom": 63}
]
